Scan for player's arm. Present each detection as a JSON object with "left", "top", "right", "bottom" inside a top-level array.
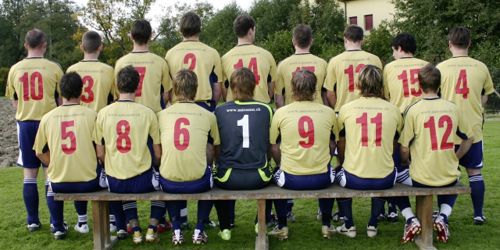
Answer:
[
  {"left": 207, "top": 114, "right": 220, "bottom": 165},
  {"left": 324, "top": 61, "right": 337, "bottom": 109},
  {"left": 275, "top": 95, "right": 284, "bottom": 109},
  {"left": 481, "top": 66, "right": 495, "bottom": 107},
  {"left": 212, "top": 51, "right": 223, "bottom": 102},
  {"left": 96, "top": 145, "right": 105, "bottom": 165},
  {"left": 6, "top": 69, "right": 18, "bottom": 109},
  {"left": 149, "top": 112, "right": 162, "bottom": 166},
  {"left": 398, "top": 110, "right": 415, "bottom": 166},
  {"left": 336, "top": 110, "right": 346, "bottom": 165},
  {"left": 326, "top": 90, "right": 337, "bottom": 109},
  {"left": 93, "top": 113, "right": 105, "bottom": 165},
  {"left": 274, "top": 64, "right": 285, "bottom": 108},
  {"left": 162, "top": 60, "right": 173, "bottom": 105},
  {"left": 455, "top": 110, "right": 474, "bottom": 159},
  {"left": 33, "top": 119, "right": 50, "bottom": 165},
  {"left": 152, "top": 144, "right": 161, "bottom": 167},
  {"left": 268, "top": 53, "right": 278, "bottom": 103},
  {"left": 269, "top": 111, "right": 281, "bottom": 166}
]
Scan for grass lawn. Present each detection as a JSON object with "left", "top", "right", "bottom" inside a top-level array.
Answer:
[{"left": 0, "top": 120, "right": 499, "bottom": 250}]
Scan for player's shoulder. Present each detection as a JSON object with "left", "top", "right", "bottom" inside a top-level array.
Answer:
[{"left": 402, "top": 98, "right": 424, "bottom": 117}]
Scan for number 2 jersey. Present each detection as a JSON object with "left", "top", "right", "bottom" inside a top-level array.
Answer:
[
  {"left": 270, "top": 101, "right": 336, "bottom": 175},
  {"left": 437, "top": 56, "right": 495, "bottom": 143},
  {"left": 6, "top": 57, "right": 63, "bottom": 121},
  {"left": 215, "top": 100, "right": 273, "bottom": 170},
  {"left": 94, "top": 100, "right": 160, "bottom": 180},
  {"left": 34, "top": 104, "right": 98, "bottom": 183}
]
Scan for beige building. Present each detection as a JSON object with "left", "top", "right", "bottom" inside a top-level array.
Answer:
[{"left": 336, "top": 0, "right": 395, "bottom": 32}]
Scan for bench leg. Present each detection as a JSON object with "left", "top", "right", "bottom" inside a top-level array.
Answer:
[
  {"left": 415, "top": 195, "right": 437, "bottom": 250},
  {"left": 92, "top": 201, "right": 117, "bottom": 250},
  {"left": 255, "top": 199, "right": 269, "bottom": 250}
]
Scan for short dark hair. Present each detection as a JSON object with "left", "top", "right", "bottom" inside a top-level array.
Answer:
[
  {"left": 392, "top": 32, "right": 417, "bottom": 54},
  {"left": 344, "top": 25, "right": 364, "bottom": 42},
  {"left": 131, "top": 19, "right": 152, "bottom": 45},
  {"left": 448, "top": 26, "right": 471, "bottom": 49},
  {"left": 233, "top": 14, "right": 255, "bottom": 38},
  {"left": 82, "top": 31, "right": 102, "bottom": 53},
  {"left": 60, "top": 72, "right": 83, "bottom": 100},
  {"left": 180, "top": 12, "right": 201, "bottom": 37},
  {"left": 293, "top": 24, "right": 313, "bottom": 49},
  {"left": 358, "top": 65, "right": 384, "bottom": 98},
  {"left": 418, "top": 63, "right": 441, "bottom": 93},
  {"left": 174, "top": 69, "right": 198, "bottom": 101},
  {"left": 230, "top": 67, "right": 255, "bottom": 100},
  {"left": 25, "top": 28, "right": 47, "bottom": 48},
  {"left": 117, "top": 66, "right": 139, "bottom": 94},
  {"left": 292, "top": 69, "right": 317, "bottom": 101}
]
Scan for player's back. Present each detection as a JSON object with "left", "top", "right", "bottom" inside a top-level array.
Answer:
[
  {"left": 215, "top": 100, "right": 272, "bottom": 170},
  {"left": 325, "top": 50, "right": 382, "bottom": 111},
  {"left": 383, "top": 57, "right": 428, "bottom": 112},
  {"left": 339, "top": 97, "right": 401, "bottom": 178},
  {"left": 437, "top": 56, "right": 495, "bottom": 143},
  {"left": 276, "top": 53, "right": 327, "bottom": 105},
  {"left": 6, "top": 58, "right": 63, "bottom": 121},
  {"left": 165, "top": 41, "right": 222, "bottom": 102},
  {"left": 67, "top": 60, "right": 116, "bottom": 112},
  {"left": 114, "top": 52, "right": 171, "bottom": 112},
  {"left": 222, "top": 44, "right": 277, "bottom": 103}
]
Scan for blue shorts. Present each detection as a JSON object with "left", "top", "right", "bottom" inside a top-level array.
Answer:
[
  {"left": 16, "top": 121, "right": 42, "bottom": 168},
  {"left": 411, "top": 179, "right": 458, "bottom": 188},
  {"left": 455, "top": 141, "right": 483, "bottom": 169},
  {"left": 160, "top": 167, "right": 213, "bottom": 194},
  {"left": 337, "top": 168, "right": 396, "bottom": 190},
  {"left": 274, "top": 165, "right": 335, "bottom": 190},
  {"left": 196, "top": 100, "right": 216, "bottom": 113},
  {"left": 393, "top": 143, "right": 409, "bottom": 172},
  {"left": 107, "top": 168, "right": 160, "bottom": 193},
  {"left": 50, "top": 167, "right": 107, "bottom": 193}
]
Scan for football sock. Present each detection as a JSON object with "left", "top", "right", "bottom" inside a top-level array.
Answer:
[
  {"left": 23, "top": 178, "right": 39, "bottom": 224},
  {"left": 166, "top": 201, "right": 184, "bottom": 230},
  {"left": 150, "top": 200, "right": 166, "bottom": 223},
  {"left": 388, "top": 198, "right": 398, "bottom": 214},
  {"left": 338, "top": 198, "right": 354, "bottom": 228},
  {"left": 273, "top": 199, "right": 288, "bottom": 228},
  {"left": 401, "top": 207, "right": 415, "bottom": 222},
  {"left": 109, "top": 201, "right": 126, "bottom": 230},
  {"left": 318, "top": 198, "right": 334, "bottom": 227},
  {"left": 369, "top": 198, "right": 385, "bottom": 227},
  {"left": 196, "top": 200, "right": 213, "bottom": 231},
  {"left": 214, "top": 201, "right": 231, "bottom": 230},
  {"left": 469, "top": 174, "right": 485, "bottom": 217},
  {"left": 286, "top": 199, "right": 294, "bottom": 214},
  {"left": 179, "top": 201, "right": 188, "bottom": 224},
  {"left": 74, "top": 201, "right": 88, "bottom": 226},
  {"left": 228, "top": 200, "right": 236, "bottom": 225},
  {"left": 123, "top": 201, "right": 138, "bottom": 222},
  {"left": 47, "top": 189, "right": 64, "bottom": 231}
]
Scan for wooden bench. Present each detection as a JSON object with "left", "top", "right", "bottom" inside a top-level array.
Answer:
[{"left": 55, "top": 183, "right": 469, "bottom": 250}]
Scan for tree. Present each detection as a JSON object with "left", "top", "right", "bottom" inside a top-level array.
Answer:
[{"left": 202, "top": 3, "right": 242, "bottom": 55}]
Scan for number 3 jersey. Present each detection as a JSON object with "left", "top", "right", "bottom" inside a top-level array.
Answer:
[
  {"left": 270, "top": 101, "right": 336, "bottom": 176},
  {"left": 399, "top": 98, "right": 469, "bottom": 186},
  {"left": 157, "top": 102, "right": 220, "bottom": 182},
  {"left": 94, "top": 101, "right": 160, "bottom": 180},
  {"left": 33, "top": 104, "right": 97, "bottom": 183},
  {"left": 338, "top": 97, "right": 402, "bottom": 179},
  {"left": 214, "top": 100, "right": 273, "bottom": 170}
]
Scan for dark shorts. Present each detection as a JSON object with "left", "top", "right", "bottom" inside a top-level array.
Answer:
[
  {"left": 16, "top": 120, "right": 42, "bottom": 168},
  {"left": 50, "top": 167, "right": 107, "bottom": 193},
  {"left": 337, "top": 168, "right": 396, "bottom": 190},
  {"left": 196, "top": 100, "right": 216, "bottom": 113},
  {"left": 106, "top": 168, "right": 160, "bottom": 193},
  {"left": 160, "top": 167, "right": 212, "bottom": 194},
  {"left": 455, "top": 141, "right": 483, "bottom": 169},
  {"left": 274, "top": 165, "right": 335, "bottom": 190},
  {"left": 214, "top": 166, "right": 271, "bottom": 190}
]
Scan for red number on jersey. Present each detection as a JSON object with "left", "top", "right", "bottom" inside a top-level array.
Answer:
[
  {"left": 134, "top": 67, "right": 146, "bottom": 97},
  {"left": 20, "top": 71, "right": 44, "bottom": 101},
  {"left": 424, "top": 115, "right": 454, "bottom": 151},
  {"left": 344, "top": 64, "right": 365, "bottom": 92},
  {"left": 233, "top": 57, "right": 261, "bottom": 85},
  {"left": 174, "top": 118, "right": 190, "bottom": 151},
  {"left": 455, "top": 69, "right": 469, "bottom": 99},
  {"left": 116, "top": 120, "right": 132, "bottom": 153},
  {"left": 298, "top": 116, "right": 315, "bottom": 148},
  {"left": 81, "top": 75, "right": 95, "bottom": 103},
  {"left": 183, "top": 53, "right": 197, "bottom": 70},
  {"left": 397, "top": 69, "right": 422, "bottom": 97},
  {"left": 292, "top": 66, "right": 316, "bottom": 77},
  {"left": 61, "top": 120, "right": 76, "bottom": 154},
  {"left": 356, "top": 112, "right": 382, "bottom": 147}
]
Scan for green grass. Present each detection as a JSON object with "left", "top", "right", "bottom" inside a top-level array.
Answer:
[{"left": 1, "top": 121, "right": 499, "bottom": 250}]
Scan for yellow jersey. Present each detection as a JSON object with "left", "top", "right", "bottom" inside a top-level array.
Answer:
[
  {"left": 399, "top": 98, "right": 467, "bottom": 186},
  {"left": 6, "top": 57, "right": 63, "bottom": 121},
  {"left": 222, "top": 44, "right": 277, "bottom": 103},
  {"left": 114, "top": 52, "right": 171, "bottom": 112},
  {"left": 324, "top": 50, "right": 382, "bottom": 111},
  {"left": 67, "top": 60, "right": 117, "bottom": 112},
  {"left": 338, "top": 97, "right": 402, "bottom": 178},
  {"left": 383, "top": 57, "right": 428, "bottom": 112},
  {"left": 165, "top": 41, "right": 223, "bottom": 102},
  {"left": 270, "top": 101, "right": 336, "bottom": 175},
  {"left": 94, "top": 100, "right": 160, "bottom": 180},
  {"left": 437, "top": 56, "right": 495, "bottom": 143},
  {"left": 33, "top": 104, "right": 98, "bottom": 183},
  {"left": 158, "top": 102, "right": 220, "bottom": 181},
  {"left": 275, "top": 53, "right": 327, "bottom": 105}
]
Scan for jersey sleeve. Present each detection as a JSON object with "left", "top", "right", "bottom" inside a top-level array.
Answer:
[
  {"left": 209, "top": 113, "right": 220, "bottom": 146},
  {"left": 5, "top": 67, "right": 15, "bottom": 99},
  {"left": 274, "top": 62, "right": 285, "bottom": 95},
  {"left": 324, "top": 59, "right": 336, "bottom": 91},
  {"left": 268, "top": 52, "right": 278, "bottom": 83},
  {"left": 269, "top": 110, "right": 281, "bottom": 144},
  {"left": 94, "top": 112, "right": 104, "bottom": 145},
  {"left": 148, "top": 111, "right": 160, "bottom": 145},
  {"left": 382, "top": 66, "right": 390, "bottom": 100},
  {"left": 456, "top": 106, "right": 470, "bottom": 140},
  {"left": 54, "top": 63, "right": 64, "bottom": 95},
  {"left": 482, "top": 66, "right": 495, "bottom": 95},
  {"left": 161, "top": 59, "right": 172, "bottom": 92},
  {"left": 395, "top": 109, "right": 403, "bottom": 135},
  {"left": 398, "top": 109, "right": 415, "bottom": 147},
  {"left": 33, "top": 117, "right": 48, "bottom": 154}
]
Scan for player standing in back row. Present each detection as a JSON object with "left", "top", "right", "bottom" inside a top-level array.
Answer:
[
  {"left": 222, "top": 14, "right": 277, "bottom": 104},
  {"left": 437, "top": 27, "right": 495, "bottom": 225}
]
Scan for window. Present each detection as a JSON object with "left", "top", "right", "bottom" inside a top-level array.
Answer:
[
  {"left": 364, "top": 15, "right": 373, "bottom": 31},
  {"left": 349, "top": 16, "right": 357, "bottom": 25}
]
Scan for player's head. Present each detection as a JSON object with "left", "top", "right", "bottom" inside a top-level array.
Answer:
[
  {"left": 131, "top": 19, "right": 152, "bottom": 45},
  {"left": 447, "top": 26, "right": 471, "bottom": 50},
  {"left": 418, "top": 64, "right": 441, "bottom": 94},
  {"left": 292, "top": 69, "right": 317, "bottom": 102},
  {"left": 180, "top": 11, "right": 201, "bottom": 38},
  {"left": 357, "top": 65, "right": 384, "bottom": 98},
  {"left": 60, "top": 72, "right": 83, "bottom": 100},
  {"left": 344, "top": 25, "right": 364, "bottom": 43},
  {"left": 81, "top": 31, "right": 102, "bottom": 53},
  {"left": 293, "top": 24, "right": 313, "bottom": 49},
  {"left": 391, "top": 32, "right": 417, "bottom": 59},
  {"left": 234, "top": 14, "right": 256, "bottom": 41},
  {"left": 117, "top": 65, "right": 140, "bottom": 94},
  {"left": 24, "top": 28, "right": 47, "bottom": 51},
  {"left": 230, "top": 67, "right": 255, "bottom": 101},
  {"left": 174, "top": 69, "right": 198, "bottom": 101}
]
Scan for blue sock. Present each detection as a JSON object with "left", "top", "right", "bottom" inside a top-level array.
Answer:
[
  {"left": 167, "top": 201, "right": 184, "bottom": 230},
  {"left": 196, "top": 200, "right": 213, "bottom": 231},
  {"left": 338, "top": 198, "right": 354, "bottom": 228},
  {"left": 45, "top": 181, "right": 52, "bottom": 225},
  {"left": 123, "top": 201, "right": 138, "bottom": 223},
  {"left": 273, "top": 199, "right": 288, "bottom": 228},
  {"left": 287, "top": 199, "right": 294, "bottom": 214},
  {"left": 179, "top": 201, "right": 188, "bottom": 225},
  {"left": 74, "top": 201, "right": 88, "bottom": 226},
  {"left": 109, "top": 201, "right": 126, "bottom": 230},
  {"left": 388, "top": 198, "right": 398, "bottom": 214},
  {"left": 47, "top": 190, "right": 64, "bottom": 231},
  {"left": 228, "top": 200, "right": 236, "bottom": 225},
  {"left": 150, "top": 201, "right": 166, "bottom": 226},
  {"left": 319, "top": 198, "right": 334, "bottom": 227},
  {"left": 23, "top": 178, "right": 39, "bottom": 224},
  {"left": 369, "top": 198, "right": 385, "bottom": 227},
  {"left": 469, "top": 174, "right": 485, "bottom": 217}
]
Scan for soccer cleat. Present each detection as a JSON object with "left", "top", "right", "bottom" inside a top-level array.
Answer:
[
  {"left": 50, "top": 222, "right": 68, "bottom": 233},
  {"left": 74, "top": 223, "right": 89, "bottom": 234},
  {"left": 192, "top": 229, "right": 208, "bottom": 244},
  {"left": 366, "top": 225, "right": 377, "bottom": 238},
  {"left": 286, "top": 211, "right": 296, "bottom": 223},
  {"left": 204, "top": 220, "right": 218, "bottom": 229},
  {"left": 27, "top": 223, "right": 41, "bottom": 232},
  {"left": 172, "top": 229, "right": 184, "bottom": 245},
  {"left": 268, "top": 226, "right": 289, "bottom": 240},
  {"left": 132, "top": 230, "right": 143, "bottom": 244},
  {"left": 117, "top": 229, "right": 128, "bottom": 240},
  {"left": 473, "top": 216, "right": 486, "bottom": 225},
  {"left": 321, "top": 225, "right": 336, "bottom": 239},
  {"left": 157, "top": 222, "right": 172, "bottom": 234},
  {"left": 401, "top": 218, "right": 421, "bottom": 243},
  {"left": 53, "top": 230, "right": 67, "bottom": 240},
  {"left": 109, "top": 223, "right": 117, "bottom": 233},
  {"left": 387, "top": 212, "right": 399, "bottom": 223},
  {"left": 377, "top": 213, "right": 387, "bottom": 221},
  {"left": 218, "top": 229, "right": 231, "bottom": 241},
  {"left": 145, "top": 228, "right": 158, "bottom": 242},
  {"left": 434, "top": 217, "right": 450, "bottom": 243},
  {"left": 336, "top": 224, "right": 356, "bottom": 238}
]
